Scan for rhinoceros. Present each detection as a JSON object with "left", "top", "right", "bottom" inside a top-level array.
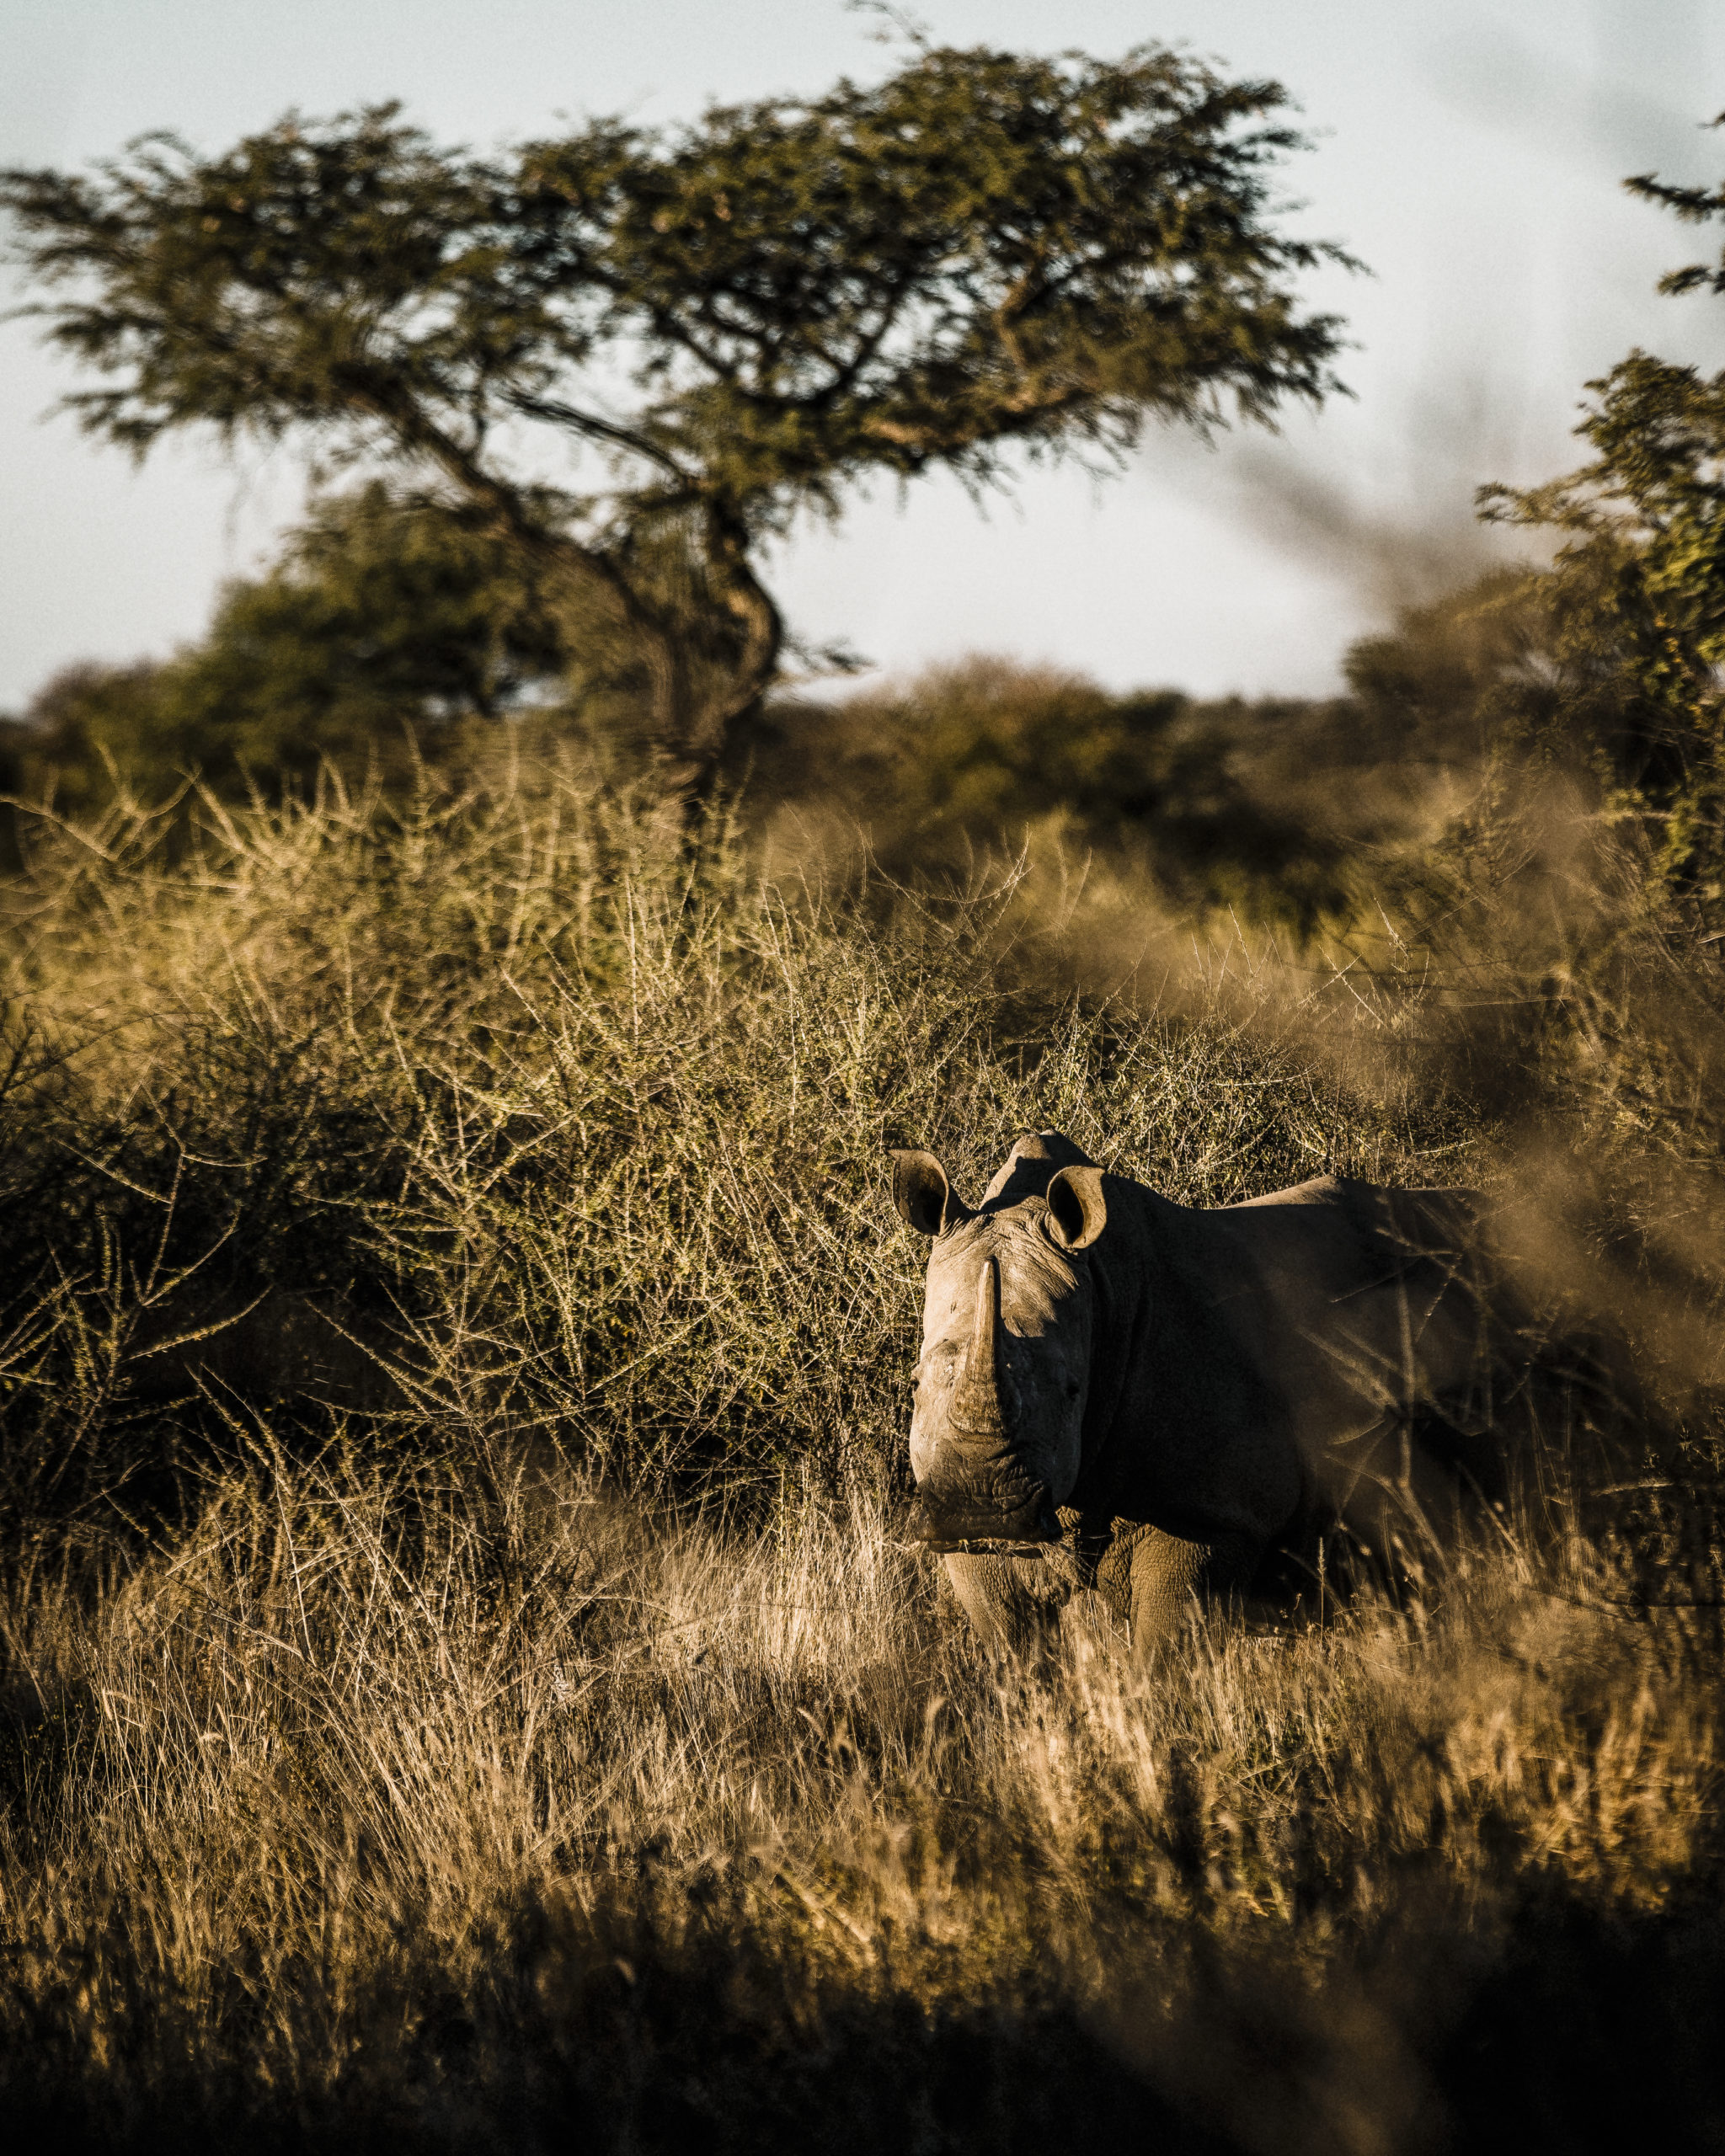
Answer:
[{"left": 891, "top": 1129, "right": 1530, "bottom": 1657}]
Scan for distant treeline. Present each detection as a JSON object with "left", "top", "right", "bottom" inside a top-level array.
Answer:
[{"left": 3, "top": 486, "right": 1712, "bottom": 941}]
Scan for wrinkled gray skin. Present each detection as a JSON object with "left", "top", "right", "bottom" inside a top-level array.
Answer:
[{"left": 893, "top": 1131, "right": 1521, "bottom": 1661}]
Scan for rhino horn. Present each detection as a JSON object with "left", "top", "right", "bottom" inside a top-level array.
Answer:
[{"left": 948, "top": 1257, "right": 1007, "bottom": 1436}]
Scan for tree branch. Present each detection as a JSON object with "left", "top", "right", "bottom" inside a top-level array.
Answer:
[{"left": 500, "top": 388, "right": 694, "bottom": 483}]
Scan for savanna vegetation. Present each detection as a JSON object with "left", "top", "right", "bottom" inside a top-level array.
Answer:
[
  {"left": 2, "top": 750, "right": 1723, "bottom": 2155},
  {"left": 3, "top": 39, "right": 1725, "bottom": 2156},
  {"left": 0, "top": 35, "right": 1351, "bottom": 787}
]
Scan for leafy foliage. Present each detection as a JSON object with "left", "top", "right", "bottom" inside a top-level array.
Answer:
[
  {"left": 748, "top": 657, "right": 1365, "bottom": 931},
  {"left": 5, "top": 487, "right": 571, "bottom": 808},
  {"left": 3, "top": 41, "right": 1354, "bottom": 780},
  {"left": 1476, "top": 120, "right": 1725, "bottom": 906},
  {"left": 1626, "top": 116, "right": 1725, "bottom": 299}
]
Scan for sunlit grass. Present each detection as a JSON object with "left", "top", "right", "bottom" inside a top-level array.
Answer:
[
  {"left": 3, "top": 1444, "right": 1718, "bottom": 2150},
  {"left": 3, "top": 755, "right": 1723, "bottom": 2149}
]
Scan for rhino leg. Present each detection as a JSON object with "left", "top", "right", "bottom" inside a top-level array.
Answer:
[
  {"left": 942, "top": 1551, "right": 1067, "bottom": 1654},
  {"left": 1121, "top": 1527, "right": 1261, "bottom": 1665}
]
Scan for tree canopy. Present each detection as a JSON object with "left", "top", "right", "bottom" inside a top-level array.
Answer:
[{"left": 3, "top": 40, "right": 1353, "bottom": 786}]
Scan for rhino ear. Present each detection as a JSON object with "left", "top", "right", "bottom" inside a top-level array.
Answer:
[
  {"left": 890, "top": 1150, "right": 970, "bottom": 1237},
  {"left": 1046, "top": 1165, "right": 1107, "bottom": 1251}
]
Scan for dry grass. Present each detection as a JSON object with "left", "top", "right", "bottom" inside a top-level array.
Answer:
[
  {"left": 3, "top": 752, "right": 1724, "bottom": 2152},
  {"left": 0, "top": 749, "right": 1447, "bottom": 1516},
  {"left": 3, "top": 1445, "right": 1721, "bottom": 2154}
]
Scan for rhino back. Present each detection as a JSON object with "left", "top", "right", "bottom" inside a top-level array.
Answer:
[
  {"left": 1076, "top": 1172, "right": 1503, "bottom": 1545},
  {"left": 1209, "top": 1177, "right": 1498, "bottom": 1438},
  {"left": 1074, "top": 1179, "right": 1305, "bottom": 1545}
]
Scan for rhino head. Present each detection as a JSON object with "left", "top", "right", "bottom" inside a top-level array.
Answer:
[{"left": 891, "top": 1132, "right": 1108, "bottom": 1551}]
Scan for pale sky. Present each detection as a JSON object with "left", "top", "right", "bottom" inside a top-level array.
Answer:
[{"left": 2, "top": 0, "right": 1721, "bottom": 712}]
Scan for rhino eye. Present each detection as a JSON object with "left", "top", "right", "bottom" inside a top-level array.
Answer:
[{"left": 1064, "top": 1380, "right": 1081, "bottom": 1400}]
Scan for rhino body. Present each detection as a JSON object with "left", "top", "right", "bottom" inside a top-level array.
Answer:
[{"left": 892, "top": 1130, "right": 1530, "bottom": 1658}]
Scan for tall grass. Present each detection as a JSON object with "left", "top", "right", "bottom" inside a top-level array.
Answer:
[
  {"left": 3, "top": 750, "right": 1724, "bottom": 2151},
  {"left": 4, "top": 1444, "right": 1720, "bottom": 2153}
]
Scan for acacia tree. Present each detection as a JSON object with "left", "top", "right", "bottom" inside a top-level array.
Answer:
[{"left": 3, "top": 40, "right": 1354, "bottom": 788}]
